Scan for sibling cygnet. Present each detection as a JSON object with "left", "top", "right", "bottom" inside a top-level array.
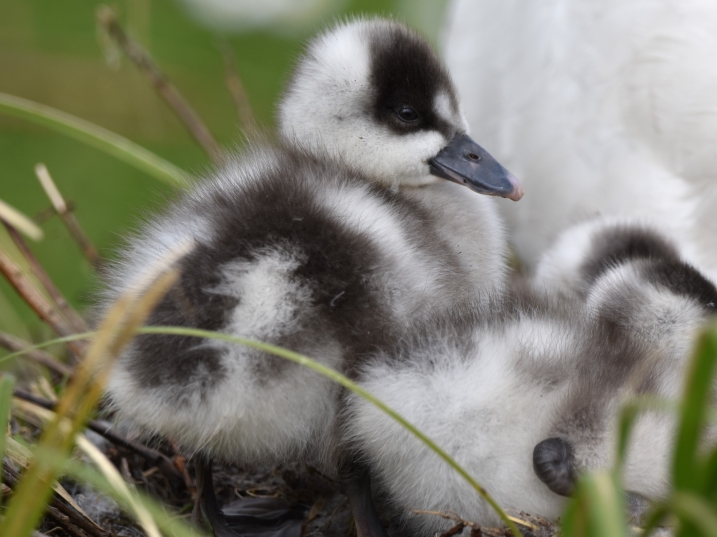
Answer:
[
  {"left": 347, "top": 223, "right": 717, "bottom": 535},
  {"left": 101, "top": 17, "right": 520, "bottom": 537}
]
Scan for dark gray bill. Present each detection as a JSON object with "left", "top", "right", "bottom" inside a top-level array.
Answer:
[{"left": 429, "top": 133, "right": 523, "bottom": 201}]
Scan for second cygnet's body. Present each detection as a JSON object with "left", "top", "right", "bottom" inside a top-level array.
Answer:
[{"left": 347, "top": 221, "right": 717, "bottom": 535}]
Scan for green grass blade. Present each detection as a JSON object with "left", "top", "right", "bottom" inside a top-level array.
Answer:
[
  {"left": 0, "top": 374, "right": 15, "bottom": 510},
  {"left": 701, "top": 446, "right": 717, "bottom": 499},
  {"left": 0, "top": 92, "right": 190, "bottom": 189},
  {"left": 582, "top": 472, "right": 628, "bottom": 537},
  {"left": 637, "top": 503, "right": 669, "bottom": 537},
  {"left": 673, "top": 330, "right": 717, "bottom": 490},
  {"left": 563, "top": 472, "right": 628, "bottom": 537},
  {"left": 671, "top": 492, "right": 717, "bottom": 537},
  {"left": 616, "top": 396, "right": 679, "bottom": 474},
  {"left": 0, "top": 332, "right": 95, "bottom": 365},
  {"left": 616, "top": 401, "right": 640, "bottom": 474},
  {"left": 561, "top": 496, "right": 581, "bottom": 537}
]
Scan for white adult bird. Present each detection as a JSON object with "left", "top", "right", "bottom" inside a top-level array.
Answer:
[
  {"left": 101, "top": 18, "right": 521, "bottom": 537},
  {"left": 443, "top": 0, "right": 717, "bottom": 281}
]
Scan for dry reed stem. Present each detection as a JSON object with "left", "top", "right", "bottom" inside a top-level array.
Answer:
[
  {"left": 218, "top": 40, "right": 257, "bottom": 133},
  {"left": 34, "top": 164, "right": 102, "bottom": 270},
  {"left": 12, "top": 389, "right": 180, "bottom": 479},
  {"left": 4, "top": 222, "right": 89, "bottom": 336},
  {"left": 96, "top": 6, "right": 226, "bottom": 166},
  {"left": 0, "top": 331, "right": 73, "bottom": 378},
  {"left": 0, "top": 198, "right": 43, "bottom": 241},
  {"left": 34, "top": 201, "right": 75, "bottom": 226},
  {"left": 0, "top": 245, "right": 185, "bottom": 537},
  {"left": 76, "top": 436, "right": 161, "bottom": 537},
  {"left": 0, "top": 246, "right": 86, "bottom": 361}
]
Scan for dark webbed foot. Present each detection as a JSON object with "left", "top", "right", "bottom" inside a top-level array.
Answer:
[
  {"left": 533, "top": 438, "right": 576, "bottom": 497},
  {"left": 341, "top": 463, "right": 390, "bottom": 537},
  {"left": 195, "top": 459, "right": 305, "bottom": 537}
]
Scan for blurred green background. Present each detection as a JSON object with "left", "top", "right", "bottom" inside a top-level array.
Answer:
[{"left": 0, "top": 0, "right": 449, "bottom": 343}]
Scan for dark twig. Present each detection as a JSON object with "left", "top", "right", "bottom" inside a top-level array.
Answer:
[
  {"left": 52, "top": 498, "right": 112, "bottom": 537},
  {"left": 218, "top": 40, "right": 256, "bottom": 133},
  {"left": 0, "top": 330, "right": 73, "bottom": 378},
  {"left": 12, "top": 389, "right": 182, "bottom": 480},
  {"left": 96, "top": 5, "right": 226, "bottom": 166},
  {"left": 413, "top": 510, "right": 511, "bottom": 537},
  {"left": 0, "top": 246, "right": 87, "bottom": 361},
  {"left": 45, "top": 505, "right": 93, "bottom": 537},
  {"left": 4, "top": 221, "right": 89, "bottom": 336},
  {"left": 33, "top": 200, "right": 76, "bottom": 225},
  {"left": 35, "top": 164, "right": 103, "bottom": 270},
  {"left": 439, "top": 522, "right": 467, "bottom": 537}
]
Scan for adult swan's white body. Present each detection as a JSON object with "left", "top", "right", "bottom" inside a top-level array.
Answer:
[{"left": 444, "top": 0, "right": 717, "bottom": 280}]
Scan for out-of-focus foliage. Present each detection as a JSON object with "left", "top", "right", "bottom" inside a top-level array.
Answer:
[{"left": 0, "top": 0, "right": 446, "bottom": 340}]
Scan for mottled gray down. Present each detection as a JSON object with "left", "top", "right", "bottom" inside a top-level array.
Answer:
[
  {"left": 347, "top": 222, "right": 717, "bottom": 535},
  {"left": 101, "top": 17, "right": 507, "bottom": 473}
]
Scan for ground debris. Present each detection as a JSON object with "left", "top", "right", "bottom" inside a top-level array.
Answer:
[{"left": 413, "top": 509, "right": 558, "bottom": 537}]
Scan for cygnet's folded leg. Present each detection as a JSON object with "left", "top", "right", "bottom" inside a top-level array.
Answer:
[
  {"left": 340, "top": 462, "right": 389, "bottom": 537},
  {"left": 196, "top": 459, "right": 237, "bottom": 537},
  {"left": 195, "top": 458, "right": 386, "bottom": 537},
  {"left": 195, "top": 459, "right": 307, "bottom": 537}
]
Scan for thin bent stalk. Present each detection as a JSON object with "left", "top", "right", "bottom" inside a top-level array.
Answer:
[
  {"left": 2, "top": 326, "right": 521, "bottom": 536},
  {"left": 0, "top": 92, "right": 189, "bottom": 189},
  {"left": 96, "top": 6, "right": 226, "bottom": 166},
  {"left": 0, "top": 374, "right": 15, "bottom": 509},
  {"left": 0, "top": 268, "right": 180, "bottom": 537},
  {"left": 76, "top": 435, "right": 161, "bottom": 537},
  {"left": 34, "top": 164, "right": 103, "bottom": 268}
]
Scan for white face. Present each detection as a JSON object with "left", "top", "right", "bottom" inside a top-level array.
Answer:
[{"left": 278, "top": 19, "right": 470, "bottom": 188}]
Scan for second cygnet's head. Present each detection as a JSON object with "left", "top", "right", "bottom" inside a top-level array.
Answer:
[{"left": 279, "top": 18, "right": 523, "bottom": 200}]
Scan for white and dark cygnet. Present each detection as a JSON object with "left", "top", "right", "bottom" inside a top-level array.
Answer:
[
  {"left": 101, "top": 18, "right": 520, "bottom": 537},
  {"left": 347, "top": 223, "right": 717, "bottom": 535},
  {"left": 443, "top": 0, "right": 717, "bottom": 281}
]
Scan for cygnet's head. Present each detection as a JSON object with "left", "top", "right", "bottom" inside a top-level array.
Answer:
[{"left": 279, "top": 18, "right": 522, "bottom": 200}]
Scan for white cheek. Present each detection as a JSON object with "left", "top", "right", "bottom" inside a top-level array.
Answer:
[{"left": 327, "top": 120, "right": 448, "bottom": 184}]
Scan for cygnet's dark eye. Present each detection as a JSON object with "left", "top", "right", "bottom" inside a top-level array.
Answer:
[{"left": 396, "top": 107, "right": 419, "bottom": 122}]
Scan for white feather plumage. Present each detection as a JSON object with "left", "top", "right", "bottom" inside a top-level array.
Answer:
[{"left": 443, "top": 0, "right": 717, "bottom": 280}]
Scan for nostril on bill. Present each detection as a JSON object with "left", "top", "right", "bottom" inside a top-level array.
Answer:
[
  {"left": 467, "top": 152, "right": 480, "bottom": 161},
  {"left": 533, "top": 438, "right": 576, "bottom": 497}
]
